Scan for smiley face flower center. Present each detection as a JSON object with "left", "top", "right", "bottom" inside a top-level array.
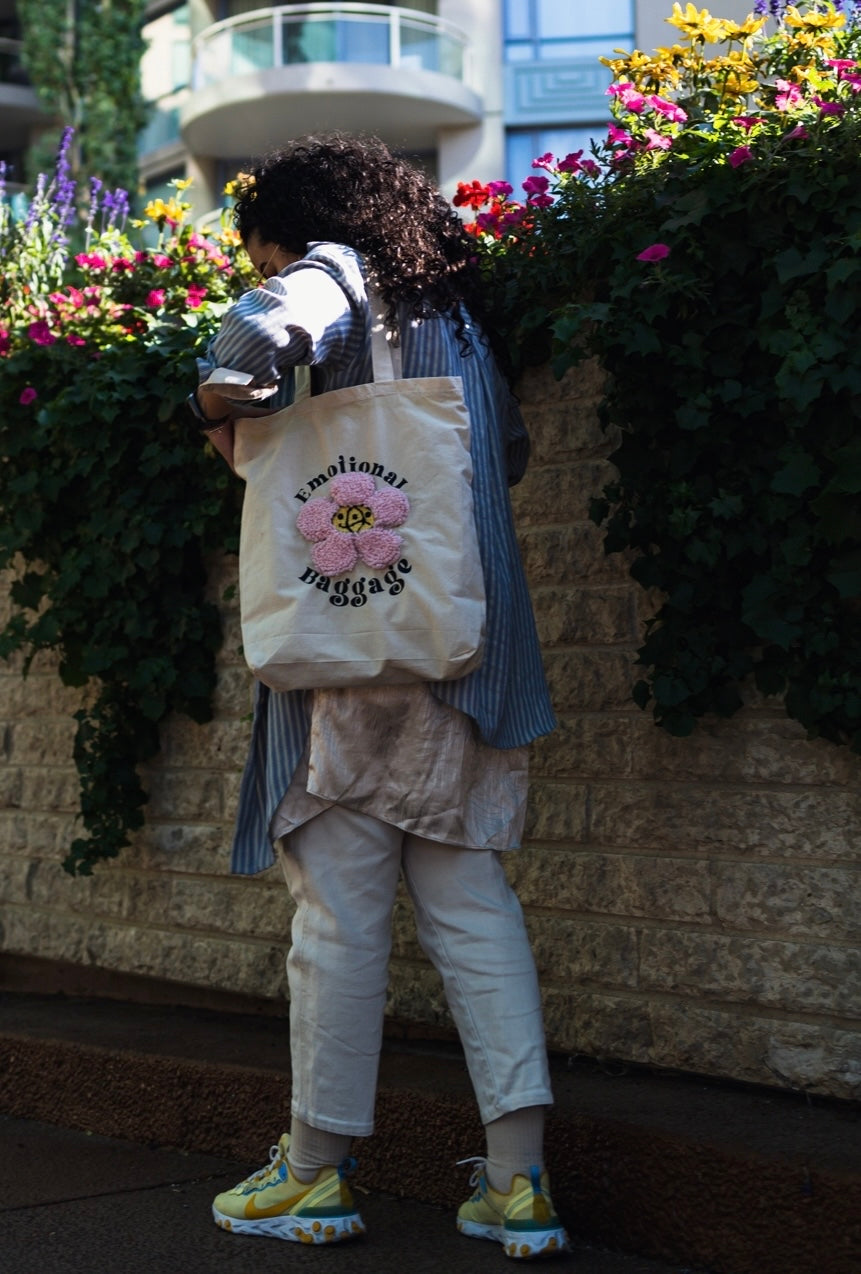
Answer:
[{"left": 332, "top": 503, "right": 375, "bottom": 533}]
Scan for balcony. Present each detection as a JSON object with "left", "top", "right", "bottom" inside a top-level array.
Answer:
[
  {"left": 0, "top": 38, "right": 46, "bottom": 146},
  {"left": 180, "top": 3, "right": 482, "bottom": 157}
]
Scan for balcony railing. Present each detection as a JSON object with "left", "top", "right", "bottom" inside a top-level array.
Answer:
[
  {"left": 191, "top": 3, "right": 472, "bottom": 91},
  {"left": 0, "top": 38, "right": 31, "bottom": 88}
]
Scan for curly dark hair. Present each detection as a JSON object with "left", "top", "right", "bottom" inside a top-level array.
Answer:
[{"left": 232, "top": 133, "right": 494, "bottom": 343}]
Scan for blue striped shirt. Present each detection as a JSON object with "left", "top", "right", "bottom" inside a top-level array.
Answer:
[{"left": 200, "top": 243, "right": 556, "bottom": 874}]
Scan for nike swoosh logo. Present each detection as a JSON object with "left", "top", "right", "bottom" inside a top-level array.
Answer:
[{"left": 245, "top": 1186, "right": 311, "bottom": 1220}]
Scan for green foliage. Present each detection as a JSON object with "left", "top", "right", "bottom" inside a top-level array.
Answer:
[
  {"left": 0, "top": 166, "right": 248, "bottom": 874},
  {"left": 18, "top": 0, "right": 149, "bottom": 193},
  {"left": 461, "top": 2, "right": 861, "bottom": 750}
]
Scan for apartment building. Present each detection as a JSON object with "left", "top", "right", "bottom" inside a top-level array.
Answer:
[{"left": 2, "top": 0, "right": 751, "bottom": 215}]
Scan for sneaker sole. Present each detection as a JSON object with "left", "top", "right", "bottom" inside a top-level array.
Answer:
[
  {"left": 457, "top": 1217, "right": 570, "bottom": 1260},
  {"left": 213, "top": 1204, "right": 365, "bottom": 1243}
]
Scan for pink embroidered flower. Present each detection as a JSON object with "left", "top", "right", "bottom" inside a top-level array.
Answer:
[{"left": 296, "top": 473, "right": 410, "bottom": 577}]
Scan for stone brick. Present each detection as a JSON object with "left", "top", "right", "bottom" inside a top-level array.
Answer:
[
  {"left": 0, "top": 853, "right": 31, "bottom": 905},
  {"left": 161, "top": 875, "right": 292, "bottom": 942},
  {"left": 531, "top": 584, "right": 636, "bottom": 647},
  {"left": 23, "top": 856, "right": 95, "bottom": 913},
  {"left": 648, "top": 1002, "right": 861, "bottom": 1099},
  {"left": 639, "top": 928, "right": 861, "bottom": 1016},
  {"left": 211, "top": 666, "right": 255, "bottom": 718},
  {"left": 508, "top": 850, "right": 711, "bottom": 925},
  {"left": 523, "top": 403, "right": 615, "bottom": 466},
  {"left": 629, "top": 714, "right": 861, "bottom": 787},
  {"left": 5, "top": 719, "right": 75, "bottom": 766},
  {"left": 0, "top": 766, "right": 23, "bottom": 809},
  {"left": 526, "top": 914, "right": 639, "bottom": 989},
  {"left": 711, "top": 862, "right": 861, "bottom": 941},
  {"left": 541, "top": 987, "right": 654, "bottom": 1060},
  {"left": 388, "top": 961, "right": 448, "bottom": 1026},
  {"left": 1, "top": 904, "right": 89, "bottom": 963},
  {"left": 588, "top": 781, "right": 861, "bottom": 860},
  {"left": 136, "top": 822, "right": 236, "bottom": 875},
  {"left": 528, "top": 715, "right": 632, "bottom": 780},
  {"left": 143, "top": 769, "right": 227, "bottom": 821},
  {"left": 20, "top": 769, "right": 79, "bottom": 813},
  {"left": 543, "top": 650, "right": 638, "bottom": 713},
  {"left": 518, "top": 523, "right": 629, "bottom": 586},
  {"left": 516, "top": 359, "right": 602, "bottom": 407},
  {"left": 522, "top": 782, "right": 589, "bottom": 843},
  {"left": 156, "top": 716, "right": 252, "bottom": 771},
  {"left": 510, "top": 459, "right": 616, "bottom": 526}
]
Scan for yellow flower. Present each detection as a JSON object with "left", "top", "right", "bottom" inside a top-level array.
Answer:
[
  {"left": 666, "top": 3, "right": 728, "bottom": 43},
  {"left": 224, "top": 170, "right": 255, "bottom": 198},
  {"left": 722, "top": 16, "right": 766, "bottom": 40},
  {"left": 172, "top": 177, "right": 193, "bottom": 192},
  {"left": 783, "top": 5, "right": 844, "bottom": 30},
  {"left": 217, "top": 227, "right": 242, "bottom": 246},
  {"left": 144, "top": 196, "right": 186, "bottom": 224}
]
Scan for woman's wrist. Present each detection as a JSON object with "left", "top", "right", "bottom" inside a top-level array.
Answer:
[{"left": 186, "top": 390, "right": 231, "bottom": 431}]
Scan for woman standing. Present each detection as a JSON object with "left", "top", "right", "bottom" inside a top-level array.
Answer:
[{"left": 190, "top": 133, "right": 568, "bottom": 1261}]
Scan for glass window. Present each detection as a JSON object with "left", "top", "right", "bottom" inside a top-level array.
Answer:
[
  {"left": 141, "top": 3, "right": 190, "bottom": 99},
  {"left": 506, "top": 125, "right": 607, "bottom": 185},
  {"left": 504, "top": 0, "right": 633, "bottom": 61}
]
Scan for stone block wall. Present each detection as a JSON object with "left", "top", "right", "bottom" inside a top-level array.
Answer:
[{"left": 1, "top": 360, "right": 859, "bottom": 1099}]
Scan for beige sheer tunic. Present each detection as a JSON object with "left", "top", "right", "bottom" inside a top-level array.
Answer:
[{"left": 271, "top": 684, "right": 529, "bottom": 850}]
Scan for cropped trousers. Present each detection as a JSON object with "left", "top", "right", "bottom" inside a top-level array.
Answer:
[{"left": 279, "top": 804, "right": 553, "bottom": 1136}]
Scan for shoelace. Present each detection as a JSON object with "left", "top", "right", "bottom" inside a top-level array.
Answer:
[
  {"left": 246, "top": 1143, "right": 284, "bottom": 1187},
  {"left": 456, "top": 1155, "right": 487, "bottom": 1191}
]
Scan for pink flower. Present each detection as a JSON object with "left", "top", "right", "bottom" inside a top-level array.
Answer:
[
  {"left": 146, "top": 289, "right": 166, "bottom": 309},
  {"left": 580, "top": 159, "right": 601, "bottom": 178},
  {"left": 787, "top": 124, "right": 809, "bottom": 139},
  {"left": 646, "top": 95, "right": 687, "bottom": 123},
  {"left": 840, "top": 72, "right": 861, "bottom": 92},
  {"left": 0, "top": 329, "right": 10, "bottom": 356},
  {"left": 607, "top": 123, "right": 634, "bottom": 147},
  {"left": 827, "top": 59, "right": 856, "bottom": 70},
  {"left": 27, "top": 320, "right": 55, "bottom": 346},
  {"left": 186, "top": 284, "right": 208, "bottom": 309},
  {"left": 522, "top": 175, "right": 554, "bottom": 207},
  {"left": 728, "top": 146, "right": 754, "bottom": 167},
  {"left": 531, "top": 152, "right": 556, "bottom": 171},
  {"left": 19, "top": 386, "right": 37, "bottom": 405},
  {"left": 636, "top": 243, "right": 670, "bottom": 262},
  {"left": 732, "top": 116, "right": 763, "bottom": 132},
  {"left": 608, "top": 81, "right": 645, "bottom": 113},
  {"left": 296, "top": 473, "right": 410, "bottom": 577},
  {"left": 111, "top": 257, "right": 135, "bottom": 272},
  {"left": 66, "top": 334, "right": 87, "bottom": 347},
  {"left": 151, "top": 253, "right": 172, "bottom": 268},
  {"left": 774, "top": 80, "right": 802, "bottom": 111},
  {"left": 74, "top": 253, "right": 107, "bottom": 269},
  {"left": 557, "top": 151, "right": 583, "bottom": 173},
  {"left": 487, "top": 180, "right": 513, "bottom": 198},
  {"left": 814, "top": 97, "right": 845, "bottom": 115},
  {"left": 645, "top": 128, "right": 672, "bottom": 151}
]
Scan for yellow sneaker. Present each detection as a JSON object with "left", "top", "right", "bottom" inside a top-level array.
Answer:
[
  {"left": 212, "top": 1133, "right": 365, "bottom": 1244},
  {"left": 457, "top": 1159, "right": 569, "bottom": 1260}
]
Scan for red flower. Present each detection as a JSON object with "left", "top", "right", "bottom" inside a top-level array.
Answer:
[{"left": 453, "top": 179, "right": 490, "bottom": 209}]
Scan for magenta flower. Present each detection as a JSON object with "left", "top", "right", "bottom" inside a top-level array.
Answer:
[
  {"left": 145, "top": 289, "right": 166, "bottom": 309},
  {"left": 579, "top": 159, "right": 601, "bottom": 178},
  {"left": 19, "top": 387, "right": 37, "bottom": 405},
  {"left": 646, "top": 95, "right": 687, "bottom": 124},
  {"left": 729, "top": 146, "right": 754, "bottom": 167},
  {"left": 557, "top": 150, "right": 584, "bottom": 173},
  {"left": 840, "top": 72, "right": 861, "bottom": 92},
  {"left": 296, "top": 473, "right": 410, "bottom": 577},
  {"left": 827, "top": 59, "right": 856, "bottom": 70},
  {"left": 531, "top": 152, "right": 556, "bottom": 171},
  {"left": 487, "top": 180, "right": 513, "bottom": 198},
  {"left": 186, "top": 284, "right": 208, "bottom": 309},
  {"left": 28, "top": 320, "right": 56, "bottom": 346},
  {"left": 608, "top": 81, "right": 645, "bottom": 113},
  {"left": 111, "top": 257, "right": 135, "bottom": 272},
  {"left": 74, "top": 252, "right": 107, "bottom": 269},
  {"left": 774, "top": 80, "right": 802, "bottom": 111},
  {"left": 66, "top": 334, "right": 87, "bottom": 347},
  {"left": 645, "top": 128, "right": 672, "bottom": 151},
  {"left": 0, "top": 328, "right": 10, "bottom": 356},
  {"left": 732, "top": 116, "right": 763, "bottom": 131},
  {"left": 814, "top": 97, "right": 845, "bottom": 115},
  {"left": 787, "top": 124, "right": 809, "bottom": 139},
  {"left": 151, "top": 253, "right": 172, "bottom": 268},
  {"left": 607, "top": 123, "right": 634, "bottom": 147},
  {"left": 636, "top": 243, "right": 670, "bottom": 262}
]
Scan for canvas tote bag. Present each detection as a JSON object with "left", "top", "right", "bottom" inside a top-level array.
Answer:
[{"left": 232, "top": 298, "right": 486, "bottom": 692}]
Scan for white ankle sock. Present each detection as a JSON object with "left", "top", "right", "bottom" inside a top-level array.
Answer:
[
  {"left": 288, "top": 1118, "right": 353, "bottom": 1183},
  {"left": 483, "top": 1106, "right": 546, "bottom": 1194}
]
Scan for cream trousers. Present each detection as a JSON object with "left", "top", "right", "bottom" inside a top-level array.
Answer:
[{"left": 279, "top": 804, "right": 553, "bottom": 1136}]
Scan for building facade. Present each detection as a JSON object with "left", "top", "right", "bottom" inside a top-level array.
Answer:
[{"left": 0, "top": 1, "right": 752, "bottom": 217}]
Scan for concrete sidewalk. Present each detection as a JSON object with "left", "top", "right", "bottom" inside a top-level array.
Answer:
[
  {"left": 0, "top": 989, "right": 858, "bottom": 1274},
  {"left": 1, "top": 1115, "right": 701, "bottom": 1274}
]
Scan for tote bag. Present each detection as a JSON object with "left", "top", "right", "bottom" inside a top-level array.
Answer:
[{"left": 232, "top": 299, "right": 486, "bottom": 692}]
